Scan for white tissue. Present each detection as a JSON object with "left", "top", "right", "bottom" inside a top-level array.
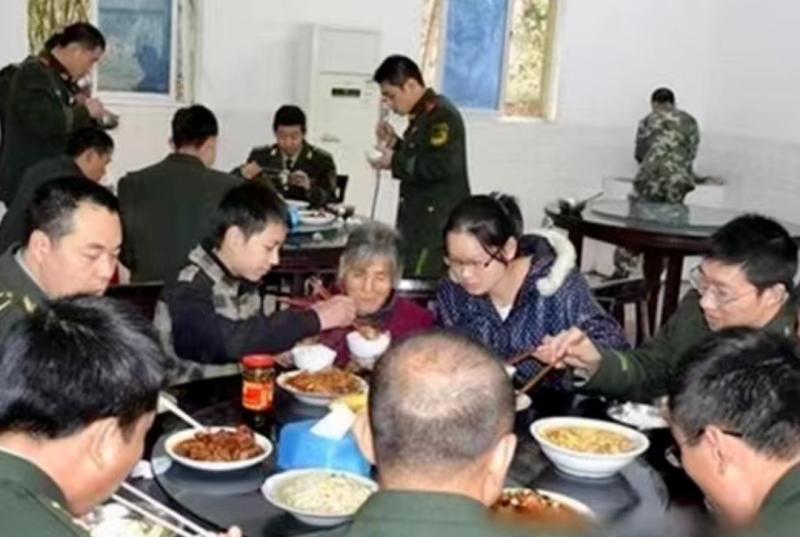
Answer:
[{"left": 310, "top": 403, "right": 356, "bottom": 440}]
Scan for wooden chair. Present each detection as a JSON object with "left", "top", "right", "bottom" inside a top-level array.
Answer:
[
  {"left": 105, "top": 282, "right": 164, "bottom": 321},
  {"left": 590, "top": 277, "right": 657, "bottom": 345}
]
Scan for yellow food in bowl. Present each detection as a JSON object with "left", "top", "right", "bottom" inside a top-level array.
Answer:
[{"left": 542, "top": 426, "right": 635, "bottom": 454}]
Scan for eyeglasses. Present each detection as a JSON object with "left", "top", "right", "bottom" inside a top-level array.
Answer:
[
  {"left": 671, "top": 427, "right": 744, "bottom": 466},
  {"left": 443, "top": 254, "right": 497, "bottom": 275},
  {"left": 688, "top": 265, "right": 755, "bottom": 307}
]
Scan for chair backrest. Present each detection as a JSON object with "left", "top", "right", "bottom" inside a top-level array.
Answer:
[
  {"left": 591, "top": 277, "right": 656, "bottom": 345},
  {"left": 105, "top": 282, "right": 164, "bottom": 321},
  {"left": 333, "top": 175, "right": 349, "bottom": 203}
]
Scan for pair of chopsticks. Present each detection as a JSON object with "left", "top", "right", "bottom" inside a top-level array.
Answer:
[
  {"left": 113, "top": 482, "right": 215, "bottom": 537},
  {"left": 158, "top": 394, "right": 205, "bottom": 431},
  {"left": 276, "top": 277, "right": 335, "bottom": 309},
  {"left": 518, "top": 354, "right": 568, "bottom": 394}
]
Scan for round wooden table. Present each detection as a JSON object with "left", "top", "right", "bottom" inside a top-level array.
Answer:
[{"left": 545, "top": 199, "right": 800, "bottom": 330}]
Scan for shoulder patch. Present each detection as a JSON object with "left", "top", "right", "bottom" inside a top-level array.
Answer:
[{"left": 430, "top": 122, "right": 449, "bottom": 148}]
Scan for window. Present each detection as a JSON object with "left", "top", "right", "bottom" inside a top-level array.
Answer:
[{"left": 421, "top": 0, "right": 558, "bottom": 118}]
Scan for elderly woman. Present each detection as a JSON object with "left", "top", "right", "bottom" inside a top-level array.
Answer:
[{"left": 318, "top": 222, "right": 435, "bottom": 366}]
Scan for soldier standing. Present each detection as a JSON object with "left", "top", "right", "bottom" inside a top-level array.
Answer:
[{"left": 370, "top": 55, "right": 470, "bottom": 279}]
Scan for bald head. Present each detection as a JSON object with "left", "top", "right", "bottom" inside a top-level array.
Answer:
[{"left": 368, "top": 331, "right": 514, "bottom": 477}]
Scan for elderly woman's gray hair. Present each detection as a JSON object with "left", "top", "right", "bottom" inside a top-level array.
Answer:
[{"left": 338, "top": 222, "right": 403, "bottom": 284}]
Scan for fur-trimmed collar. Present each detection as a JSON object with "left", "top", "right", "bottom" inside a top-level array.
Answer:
[{"left": 518, "top": 229, "right": 576, "bottom": 296}]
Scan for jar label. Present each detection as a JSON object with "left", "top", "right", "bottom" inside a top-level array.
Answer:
[{"left": 242, "top": 381, "right": 273, "bottom": 411}]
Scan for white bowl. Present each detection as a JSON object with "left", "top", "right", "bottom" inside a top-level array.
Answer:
[
  {"left": 277, "top": 370, "right": 369, "bottom": 407},
  {"left": 292, "top": 344, "right": 337, "bottom": 372},
  {"left": 164, "top": 427, "right": 273, "bottom": 472},
  {"left": 262, "top": 468, "right": 378, "bottom": 527},
  {"left": 530, "top": 417, "right": 650, "bottom": 479},
  {"left": 346, "top": 330, "right": 391, "bottom": 361}
]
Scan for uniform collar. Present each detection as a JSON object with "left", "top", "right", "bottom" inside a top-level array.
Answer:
[
  {"left": 166, "top": 152, "right": 206, "bottom": 168},
  {"left": 355, "top": 490, "right": 487, "bottom": 524},
  {"left": 758, "top": 462, "right": 800, "bottom": 520},
  {"left": 763, "top": 299, "right": 798, "bottom": 338},
  {"left": 0, "top": 448, "right": 68, "bottom": 507},
  {"left": 39, "top": 49, "right": 73, "bottom": 83},
  {"left": 410, "top": 88, "right": 438, "bottom": 118},
  {"left": 0, "top": 247, "right": 50, "bottom": 305}
]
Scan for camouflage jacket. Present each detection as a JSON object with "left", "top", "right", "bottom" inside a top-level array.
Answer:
[
  {"left": 155, "top": 244, "right": 320, "bottom": 384},
  {"left": 633, "top": 107, "right": 700, "bottom": 203},
  {"left": 391, "top": 88, "right": 470, "bottom": 277}
]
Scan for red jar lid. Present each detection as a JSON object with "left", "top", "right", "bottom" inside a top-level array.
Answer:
[{"left": 241, "top": 354, "right": 276, "bottom": 368}]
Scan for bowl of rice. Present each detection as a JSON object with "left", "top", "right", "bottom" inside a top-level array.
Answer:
[{"left": 261, "top": 468, "right": 378, "bottom": 526}]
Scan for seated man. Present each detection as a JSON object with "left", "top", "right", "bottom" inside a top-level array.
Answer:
[
  {"left": 233, "top": 105, "right": 337, "bottom": 205},
  {"left": 535, "top": 214, "right": 797, "bottom": 402},
  {"left": 314, "top": 331, "right": 528, "bottom": 537},
  {"left": 669, "top": 328, "right": 800, "bottom": 537},
  {"left": 0, "top": 126, "right": 114, "bottom": 252},
  {"left": 119, "top": 104, "right": 241, "bottom": 283},
  {"left": 156, "top": 181, "right": 356, "bottom": 384},
  {"left": 0, "top": 176, "right": 121, "bottom": 339},
  {"left": 0, "top": 296, "right": 240, "bottom": 537}
]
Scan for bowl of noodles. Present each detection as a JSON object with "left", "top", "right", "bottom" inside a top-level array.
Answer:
[
  {"left": 262, "top": 468, "right": 377, "bottom": 526},
  {"left": 530, "top": 417, "right": 649, "bottom": 478}
]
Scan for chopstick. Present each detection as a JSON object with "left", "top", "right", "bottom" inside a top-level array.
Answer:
[
  {"left": 276, "top": 296, "right": 316, "bottom": 308},
  {"left": 113, "top": 487, "right": 213, "bottom": 537},
  {"left": 158, "top": 394, "right": 206, "bottom": 432},
  {"left": 119, "top": 482, "right": 214, "bottom": 537},
  {"left": 518, "top": 354, "right": 567, "bottom": 394},
  {"left": 507, "top": 348, "right": 537, "bottom": 366}
]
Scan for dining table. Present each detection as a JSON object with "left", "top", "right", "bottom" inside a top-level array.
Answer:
[
  {"left": 134, "top": 374, "right": 712, "bottom": 537},
  {"left": 545, "top": 199, "right": 800, "bottom": 331}
]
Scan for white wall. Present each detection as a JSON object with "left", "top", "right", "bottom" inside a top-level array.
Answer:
[{"left": 0, "top": 0, "right": 27, "bottom": 67}]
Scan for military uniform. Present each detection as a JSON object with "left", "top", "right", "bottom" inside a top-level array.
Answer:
[
  {"left": 0, "top": 155, "right": 83, "bottom": 253},
  {"left": 305, "top": 490, "right": 534, "bottom": 537},
  {"left": 118, "top": 153, "right": 242, "bottom": 283},
  {"left": 0, "top": 51, "right": 92, "bottom": 204},
  {"left": 0, "top": 449, "right": 89, "bottom": 536},
  {"left": 733, "top": 464, "right": 800, "bottom": 537},
  {"left": 581, "top": 291, "right": 796, "bottom": 402},
  {"left": 233, "top": 141, "right": 336, "bottom": 204},
  {"left": 391, "top": 88, "right": 470, "bottom": 278},
  {"left": 0, "top": 247, "right": 49, "bottom": 341}
]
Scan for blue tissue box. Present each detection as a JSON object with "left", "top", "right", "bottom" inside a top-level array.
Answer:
[{"left": 277, "top": 419, "right": 371, "bottom": 477}]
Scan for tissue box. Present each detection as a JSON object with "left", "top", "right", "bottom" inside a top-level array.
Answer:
[{"left": 277, "top": 420, "right": 371, "bottom": 477}]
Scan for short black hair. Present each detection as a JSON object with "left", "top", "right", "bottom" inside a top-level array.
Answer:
[
  {"left": 373, "top": 55, "right": 424, "bottom": 87},
  {"left": 24, "top": 176, "right": 120, "bottom": 243},
  {"left": 66, "top": 126, "right": 114, "bottom": 158},
  {"left": 708, "top": 214, "right": 797, "bottom": 292},
  {"left": 444, "top": 193, "right": 523, "bottom": 258},
  {"left": 272, "top": 105, "right": 306, "bottom": 133},
  {"left": 651, "top": 87, "right": 675, "bottom": 105},
  {"left": 369, "top": 330, "right": 514, "bottom": 474},
  {"left": 48, "top": 22, "right": 106, "bottom": 51},
  {"left": 0, "top": 296, "right": 166, "bottom": 439},
  {"left": 209, "top": 182, "right": 290, "bottom": 248},
  {"left": 669, "top": 328, "right": 800, "bottom": 460},
  {"left": 171, "top": 104, "right": 218, "bottom": 148}
]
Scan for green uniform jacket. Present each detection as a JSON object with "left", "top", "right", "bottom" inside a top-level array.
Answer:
[
  {"left": 582, "top": 291, "right": 797, "bottom": 402},
  {"left": 0, "top": 247, "right": 49, "bottom": 341},
  {"left": 0, "top": 51, "right": 91, "bottom": 204},
  {"left": 233, "top": 141, "right": 337, "bottom": 204},
  {"left": 0, "top": 449, "right": 89, "bottom": 536},
  {"left": 305, "top": 490, "right": 538, "bottom": 537},
  {"left": 391, "top": 89, "right": 470, "bottom": 278},
  {"left": 0, "top": 155, "right": 83, "bottom": 253},
  {"left": 733, "top": 464, "right": 800, "bottom": 537},
  {"left": 118, "top": 153, "right": 242, "bottom": 283}
]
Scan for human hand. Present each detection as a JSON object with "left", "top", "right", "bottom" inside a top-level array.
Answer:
[
  {"left": 85, "top": 97, "right": 107, "bottom": 119},
  {"left": 368, "top": 147, "right": 393, "bottom": 170},
  {"left": 312, "top": 295, "right": 357, "bottom": 331},
  {"left": 288, "top": 170, "right": 311, "bottom": 190},
  {"left": 240, "top": 161, "right": 263, "bottom": 180},
  {"left": 375, "top": 120, "right": 397, "bottom": 148},
  {"left": 533, "top": 327, "right": 603, "bottom": 376}
]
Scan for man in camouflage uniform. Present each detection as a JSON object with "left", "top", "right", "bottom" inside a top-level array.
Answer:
[
  {"left": 613, "top": 87, "right": 700, "bottom": 277},
  {"left": 370, "top": 55, "right": 470, "bottom": 278}
]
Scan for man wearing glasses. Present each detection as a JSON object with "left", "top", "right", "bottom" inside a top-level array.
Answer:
[
  {"left": 534, "top": 214, "right": 797, "bottom": 402},
  {"left": 669, "top": 328, "right": 800, "bottom": 537}
]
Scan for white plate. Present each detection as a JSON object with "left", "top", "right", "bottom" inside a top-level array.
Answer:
[
  {"left": 262, "top": 468, "right": 378, "bottom": 527},
  {"left": 164, "top": 427, "right": 272, "bottom": 472},
  {"left": 607, "top": 402, "right": 668, "bottom": 430},
  {"left": 298, "top": 210, "right": 337, "bottom": 227},
  {"left": 277, "top": 370, "right": 368, "bottom": 407},
  {"left": 500, "top": 488, "right": 597, "bottom": 520},
  {"left": 285, "top": 199, "right": 309, "bottom": 210},
  {"left": 531, "top": 417, "right": 649, "bottom": 479}
]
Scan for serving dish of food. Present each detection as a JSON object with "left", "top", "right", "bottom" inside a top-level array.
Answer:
[
  {"left": 277, "top": 368, "right": 368, "bottom": 406},
  {"left": 262, "top": 468, "right": 378, "bottom": 527},
  {"left": 530, "top": 417, "right": 649, "bottom": 478},
  {"left": 607, "top": 402, "right": 669, "bottom": 430},
  {"left": 298, "top": 209, "right": 337, "bottom": 227},
  {"left": 165, "top": 425, "right": 273, "bottom": 471},
  {"left": 85, "top": 502, "right": 176, "bottom": 537},
  {"left": 492, "top": 488, "right": 595, "bottom": 530}
]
